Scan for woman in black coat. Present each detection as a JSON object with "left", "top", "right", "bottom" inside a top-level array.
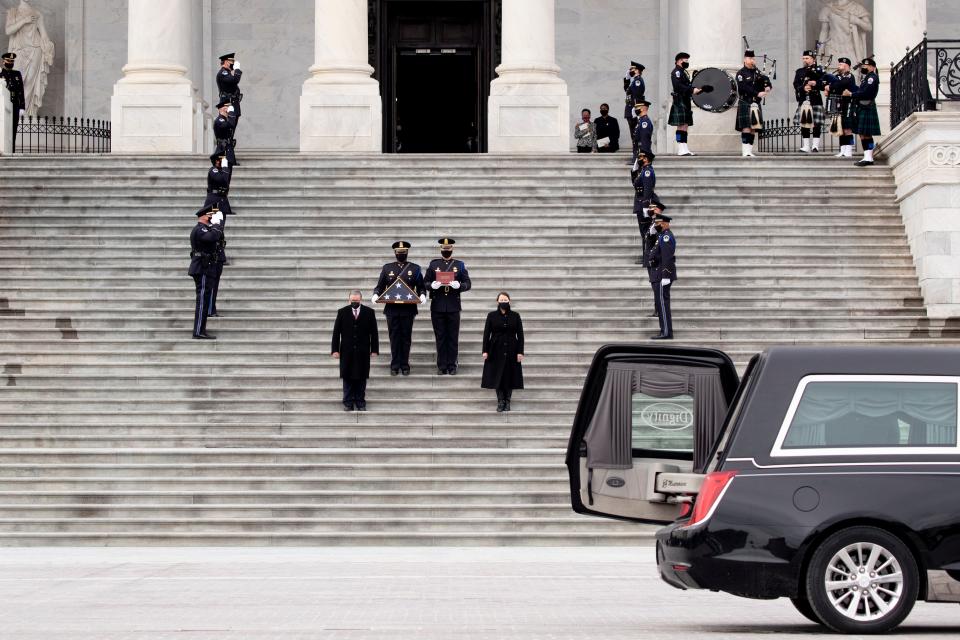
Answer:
[{"left": 481, "top": 292, "right": 524, "bottom": 412}]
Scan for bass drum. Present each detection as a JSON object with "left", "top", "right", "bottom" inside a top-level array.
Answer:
[{"left": 691, "top": 67, "right": 738, "bottom": 113}]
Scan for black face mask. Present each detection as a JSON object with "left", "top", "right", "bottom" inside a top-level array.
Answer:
[
  {"left": 441, "top": 250, "right": 453, "bottom": 259},
  {"left": 600, "top": 110, "right": 609, "bottom": 116},
  {"left": 499, "top": 302, "right": 510, "bottom": 312},
  {"left": 395, "top": 252, "right": 408, "bottom": 262},
  {"left": 680, "top": 61, "right": 690, "bottom": 70},
  {"left": 350, "top": 301, "right": 360, "bottom": 309},
  {"left": 654, "top": 224, "right": 663, "bottom": 233}
]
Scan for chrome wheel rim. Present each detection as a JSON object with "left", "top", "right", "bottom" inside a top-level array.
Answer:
[{"left": 824, "top": 541, "right": 904, "bottom": 622}]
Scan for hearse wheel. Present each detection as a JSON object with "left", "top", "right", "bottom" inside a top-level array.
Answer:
[{"left": 806, "top": 526, "right": 918, "bottom": 634}]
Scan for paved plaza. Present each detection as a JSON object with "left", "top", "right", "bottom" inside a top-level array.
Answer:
[{"left": 0, "top": 547, "right": 958, "bottom": 639}]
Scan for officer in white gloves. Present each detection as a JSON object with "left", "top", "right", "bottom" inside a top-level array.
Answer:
[
  {"left": 372, "top": 241, "right": 426, "bottom": 376},
  {"left": 424, "top": 238, "right": 472, "bottom": 375},
  {"left": 206, "top": 208, "right": 226, "bottom": 318},
  {"left": 647, "top": 213, "right": 676, "bottom": 340}
]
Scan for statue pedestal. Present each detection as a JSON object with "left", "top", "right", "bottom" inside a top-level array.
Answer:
[
  {"left": 110, "top": 78, "right": 200, "bottom": 154},
  {"left": 0, "top": 86, "right": 12, "bottom": 155}
]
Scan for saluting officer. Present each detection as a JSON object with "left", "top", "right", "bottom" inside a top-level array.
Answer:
[
  {"left": 669, "top": 52, "right": 701, "bottom": 156},
  {"left": 206, "top": 207, "right": 226, "bottom": 318},
  {"left": 648, "top": 212, "right": 676, "bottom": 340},
  {"left": 372, "top": 241, "right": 426, "bottom": 376},
  {"left": 216, "top": 53, "right": 243, "bottom": 129},
  {"left": 632, "top": 149, "right": 657, "bottom": 265},
  {"left": 205, "top": 152, "right": 233, "bottom": 220},
  {"left": 735, "top": 49, "right": 771, "bottom": 157},
  {"left": 1, "top": 53, "right": 25, "bottom": 152},
  {"left": 213, "top": 100, "right": 237, "bottom": 167},
  {"left": 824, "top": 57, "right": 857, "bottom": 158},
  {"left": 644, "top": 201, "right": 667, "bottom": 318},
  {"left": 624, "top": 61, "right": 646, "bottom": 159},
  {"left": 846, "top": 57, "right": 881, "bottom": 167},
  {"left": 424, "top": 238, "right": 472, "bottom": 376},
  {"left": 793, "top": 49, "right": 826, "bottom": 153},
  {"left": 188, "top": 205, "right": 224, "bottom": 340},
  {"left": 632, "top": 100, "right": 654, "bottom": 162}
]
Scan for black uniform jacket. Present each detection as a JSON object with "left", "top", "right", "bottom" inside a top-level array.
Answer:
[
  {"left": 648, "top": 228, "right": 677, "bottom": 283},
  {"left": 633, "top": 164, "right": 656, "bottom": 213},
  {"left": 593, "top": 115, "right": 620, "bottom": 151},
  {"left": 851, "top": 71, "right": 879, "bottom": 103},
  {"left": 633, "top": 114, "right": 653, "bottom": 153},
  {"left": 188, "top": 222, "right": 223, "bottom": 277},
  {"left": 1, "top": 67, "right": 24, "bottom": 111},
  {"left": 213, "top": 114, "right": 236, "bottom": 141},
  {"left": 374, "top": 261, "right": 425, "bottom": 316},
  {"left": 331, "top": 304, "right": 379, "bottom": 380},
  {"left": 671, "top": 67, "right": 693, "bottom": 101},
  {"left": 480, "top": 309, "right": 525, "bottom": 390},
  {"left": 736, "top": 66, "right": 765, "bottom": 104},
  {"left": 216, "top": 67, "right": 243, "bottom": 116},
  {"left": 424, "top": 258, "right": 472, "bottom": 313},
  {"left": 793, "top": 64, "right": 825, "bottom": 106}
]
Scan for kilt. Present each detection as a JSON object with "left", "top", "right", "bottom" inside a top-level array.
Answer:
[
  {"left": 854, "top": 102, "right": 881, "bottom": 136},
  {"left": 793, "top": 103, "right": 825, "bottom": 128},
  {"left": 735, "top": 100, "right": 761, "bottom": 131},
  {"left": 668, "top": 97, "right": 693, "bottom": 126}
]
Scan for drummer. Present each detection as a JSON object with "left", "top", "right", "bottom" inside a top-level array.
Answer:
[
  {"left": 668, "top": 52, "right": 701, "bottom": 156},
  {"left": 735, "top": 49, "right": 771, "bottom": 158}
]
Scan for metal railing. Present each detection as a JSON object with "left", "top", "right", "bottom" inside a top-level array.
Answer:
[
  {"left": 15, "top": 116, "right": 111, "bottom": 153},
  {"left": 890, "top": 37, "right": 960, "bottom": 130},
  {"left": 756, "top": 118, "right": 848, "bottom": 154}
]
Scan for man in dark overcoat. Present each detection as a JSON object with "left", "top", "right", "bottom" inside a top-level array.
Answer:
[{"left": 331, "top": 290, "right": 379, "bottom": 411}]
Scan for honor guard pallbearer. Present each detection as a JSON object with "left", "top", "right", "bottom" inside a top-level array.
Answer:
[
  {"left": 372, "top": 241, "right": 426, "bottom": 376},
  {"left": 425, "top": 238, "right": 472, "bottom": 376},
  {"left": 669, "top": 52, "right": 701, "bottom": 156},
  {"left": 793, "top": 49, "right": 826, "bottom": 153},
  {"left": 1, "top": 53, "right": 25, "bottom": 152},
  {"left": 188, "top": 205, "right": 224, "bottom": 340},
  {"left": 647, "top": 211, "right": 676, "bottom": 340},
  {"left": 216, "top": 53, "right": 243, "bottom": 130},
  {"left": 735, "top": 49, "right": 772, "bottom": 157},
  {"left": 824, "top": 57, "right": 857, "bottom": 158},
  {"left": 847, "top": 57, "right": 881, "bottom": 166}
]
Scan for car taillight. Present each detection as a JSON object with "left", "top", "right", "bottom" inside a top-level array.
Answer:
[{"left": 682, "top": 470, "right": 737, "bottom": 528}]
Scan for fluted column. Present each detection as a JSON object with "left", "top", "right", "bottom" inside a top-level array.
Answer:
[
  {"left": 300, "top": 0, "right": 382, "bottom": 152},
  {"left": 488, "top": 0, "right": 569, "bottom": 153},
  {"left": 874, "top": 0, "right": 927, "bottom": 136},
  {"left": 681, "top": 0, "right": 742, "bottom": 153},
  {"left": 110, "top": 0, "right": 200, "bottom": 153},
  {"left": 0, "top": 84, "right": 12, "bottom": 155}
]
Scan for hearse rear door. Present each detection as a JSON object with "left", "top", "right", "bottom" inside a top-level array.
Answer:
[{"left": 566, "top": 345, "right": 740, "bottom": 524}]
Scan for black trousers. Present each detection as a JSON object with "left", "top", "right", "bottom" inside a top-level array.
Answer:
[
  {"left": 496, "top": 388, "right": 513, "bottom": 402},
  {"left": 432, "top": 311, "right": 461, "bottom": 370},
  {"left": 192, "top": 273, "right": 214, "bottom": 336},
  {"left": 342, "top": 378, "right": 367, "bottom": 406},
  {"left": 207, "top": 263, "right": 223, "bottom": 315},
  {"left": 653, "top": 281, "right": 673, "bottom": 337},
  {"left": 215, "top": 138, "right": 236, "bottom": 165},
  {"left": 386, "top": 313, "right": 415, "bottom": 371}
]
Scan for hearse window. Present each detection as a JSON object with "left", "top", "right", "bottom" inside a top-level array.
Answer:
[
  {"left": 583, "top": 362, "right": 727, "bottom": 470},
  {"left": 782, "top": 380, "right": 958, "bottom": 449}
]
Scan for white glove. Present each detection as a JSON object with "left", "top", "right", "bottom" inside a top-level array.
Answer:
[
  {"left": 451, "top": 281, "right": 461, "bottom": 290},
  {"left": 648, "top": 225, "right": 658, "bottom": 235},
  {"left": 227, "top": 105, "right": 235, "bottom": 113},
  {"left": 371, "top": 293, "right": 379, "bottom": 303},
  {"left": 431, "top": 281, "right": 441, "bottom": 290},
  {"left": 662, "top": 278, "right": 671, "bottom": 286},
  {"left": 419, "top": 294, "right": 427, "bottom": 304},
  {"left": 210, "top": 212, "right": 224, "bottom": 226},
  {"left": 221, "top": 158, "right": 229, "bottom": 168}
]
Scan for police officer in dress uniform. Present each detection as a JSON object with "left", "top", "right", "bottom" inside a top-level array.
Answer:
[
  {"left": 846, "top": 57, "right": 881, "bottom": 167},
  {"left": 424, "top": 238, "right": 472, "bottom": 375},
  {"left": 188, "top": 205, "right": 223, "bottom": 340},
  {"left": 216, "top": 53, "right": 243, "bottom": 131},
  {"left": 623, "top": 61, "right": 645, "bottom": 159},
  {"left": 824, "top": 57, "right": 857, "bottom": 158},
  {"left": 644, "top": 200, "right": 666, "bottom": 318},
  {"left": 735, "top": 50, "right": 771, "bottom": 157},
  {"left": 632, "top": 100, "right": 653, "bottom": 162},
  {"left": 372, "top": 241, "right": 426, "bottom": 376},
  {"left": 793, "top": 49, "right": 826, "bottom": 153},
  {"left": 632, "top": 149, "right": 657, "bottom": 265},
  {"left": 669, "top": 52, "right": 701, "bottom": 156},
  {"left": 206, "top": 206, "right": 226, "bottom": 318},
  {"left": 213, "top": 100, "right": 237, "bottom": 167},
  {"left": 648, "top": 212, "right": 676, "bottom": 340},
  {"left": 1, "top": 53, "right": 25, "bottom": 152},
  {"left": 205, "top": 152, "right": 233, "bottom": 220}
]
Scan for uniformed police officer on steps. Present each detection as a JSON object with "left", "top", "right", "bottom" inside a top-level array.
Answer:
[
  {"left": 632, "top": 149, "right": 657, "bottom": 264},
  {"left": 213, "top": 100, "right": 237, "bottom": 167},
  {"left": 216, "top": 53, "right": 243, "bottom": 131},
  {"left": 669, "top": 52, "right": 701, "bottom": 156},
  {"left": 188, "top": 205, "right": 224, "bottom": 340},
  {"left": 632, "top": 100, "right": 653, "bottom": 164},
  {"left": 1, "top": 52, "right": 25, "bottom": 152},
  {"left": 372, "top": 241, "right": 426, "bottom": 376},
  {"left": 823, "top": 57, "right": 857, "bottom": 158},
  {"left": 624, "top": 61, "right": 645, "bottom": 159},
  {"left": 735, "top": 49, "right": 771, "bottom": 157},
  {"left": 644, "top": 200, "right": 666, "bottom": 318},
  {"left": 846, "top": 57, "right": 881, "bottom": 167},
  {"left": 648, "top": 212, "right": 677, "bottom": 340},
  {"left": 425, "top": 238, "right": 472, "bottom": 375}
]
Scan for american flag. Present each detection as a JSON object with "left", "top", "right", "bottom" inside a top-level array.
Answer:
[{"left": 377, "top": 278, "right": 421, "bottom": 304}]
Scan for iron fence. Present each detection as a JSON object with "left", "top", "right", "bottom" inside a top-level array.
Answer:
[
  {"left": 756, "top": 118, "right": 848, "bottom": 154},
  {"left": 15, "top": 116, "right": 111, "bottom": 153},
  {"left": 890, "top": 38, "right": 960, "bottom": 130}
]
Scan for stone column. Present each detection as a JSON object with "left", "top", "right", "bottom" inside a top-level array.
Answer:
[
  {"left": 874, "top": 0, "right": 927, "bottom": 136},
  {"left": 0, "top": 84, "right": 12, "bottom": 155},
  {"left": 300, "top": 0, "right": 382, "bottom": 152},
  {"left": 681, "top": 0, "right": 742, "bottom": 153},
  {"left": 110, "top": 0, "right": 200, "bottom": 154},
  {"left": 488, "top": 0, "right": 570, "bottom": 153}
]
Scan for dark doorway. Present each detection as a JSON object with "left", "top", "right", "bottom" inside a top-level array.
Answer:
[
  {"left": 370, "top": 0, "right": 500, "bottom": 153},
  {"left": 396, "top": 50, "right": 477, "bottom": 153}
]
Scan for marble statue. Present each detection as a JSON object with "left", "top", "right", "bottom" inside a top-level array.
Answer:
[
  {"left": 5, "top": 0, "right": 54, "bottom": 116},
  {"left": 817, "top": 0, "right": 871, "bottom": 66}
]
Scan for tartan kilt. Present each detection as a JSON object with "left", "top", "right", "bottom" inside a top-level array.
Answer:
[
  {"left": 735, "top": 100, "right": 761, "bottom": 131},
  {"left": 792, "top": 103, "right": 825, "bottom": 127},
  {"left": 854, "top": 102, "right": 881, "bottom": 136},
  {"left": 668, "top": 98, "right": 693, "bottom": 126}
]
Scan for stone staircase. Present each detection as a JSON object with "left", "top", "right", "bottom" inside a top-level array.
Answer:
[{"left": 0, "top": 153, "right": 948, "bottom": 545}]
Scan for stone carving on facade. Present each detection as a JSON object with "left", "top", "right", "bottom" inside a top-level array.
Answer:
[
  {"left": 5, "top": 0, "right": 54, "bottom": 116},
  {"left": 817, "top": 0, "right": 871, "bottom": 65},
  {"left": 929, "top": 145, "right": 960, "bottom": 167}
]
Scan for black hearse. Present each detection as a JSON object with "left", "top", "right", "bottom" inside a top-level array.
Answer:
[{"left": 567, "top": 346, "right": 960, "bottom": 634}]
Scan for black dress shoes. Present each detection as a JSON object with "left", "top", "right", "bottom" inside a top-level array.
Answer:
[
  {"left": 356, "top": 404, "right": 367, "bottom": 412},
  {"left": 496, "top": 401, "right": 505, "bottom": 413},
  {"left": 438, "top": 368, "right": 448, "bottom": 375},
  {"left": 192, "top": 333, "right": 216, "bottom": 340},
  {"left": 343, "top": 402, "right": 354, "bottom": 411},
  {"left": 401, "top": 368, "right": 410, "bottom": 376},
  {"left": 650, "top": 334, "right": 673, "bottom": 340},
  {"left": 391, "top": 369, "right": 399, "bottom": 376},
  {"left": 447, "top": 367, "right": 457, "bottom": 375}
]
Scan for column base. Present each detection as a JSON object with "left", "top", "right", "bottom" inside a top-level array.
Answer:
[
  {"left": 684, "top": 111, "right": 741, "bottom": 154},
  {"left": 299, "top": 82, "right": 382, "bottom": 153},
  {"left": 487, "top": 83, "right": 570, "bottom": 154},
  {"left": 0, "top": 86, "right": 12, "bottom": 155},
  {"left": 110, "top": 80, "right": 199, "bottom": 154}
]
